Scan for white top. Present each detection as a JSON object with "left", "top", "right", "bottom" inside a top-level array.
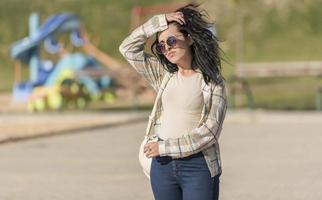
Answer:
[{"left": 159, "top": 71, "right": 204, "bottom": 140}]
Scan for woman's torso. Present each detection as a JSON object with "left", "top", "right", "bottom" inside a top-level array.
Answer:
[{"left": 159, "top": 71, "right": 204, "bottom": 140}]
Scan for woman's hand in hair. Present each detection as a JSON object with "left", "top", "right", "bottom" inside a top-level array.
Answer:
[{"left": 165, "top": 12, "right": 185, "bottom": 25}]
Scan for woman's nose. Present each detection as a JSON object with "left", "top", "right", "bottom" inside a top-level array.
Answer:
[{"left": 165, "top": 44, "right": 172, "bottom": 52}]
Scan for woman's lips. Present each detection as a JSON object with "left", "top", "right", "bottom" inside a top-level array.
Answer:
[{"left": 167, "top": 51, "right": 175, "bottom": 58}]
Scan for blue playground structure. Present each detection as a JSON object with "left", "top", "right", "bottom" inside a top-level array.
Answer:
[{"left": 10, "top": 12, "right": 116, "bottom": 111}]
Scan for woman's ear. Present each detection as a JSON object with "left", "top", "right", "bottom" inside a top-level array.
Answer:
[{"left": 187, "top": 34, "right": 194, "bottom": 45}]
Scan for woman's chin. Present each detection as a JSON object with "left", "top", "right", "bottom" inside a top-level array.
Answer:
[{"left": 167, "top": 57, "right": 179, "bottom": 64}]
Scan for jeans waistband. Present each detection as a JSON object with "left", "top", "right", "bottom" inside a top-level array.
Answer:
[{"left": 177, "top": 151, "right": 204, "bottom": 160}]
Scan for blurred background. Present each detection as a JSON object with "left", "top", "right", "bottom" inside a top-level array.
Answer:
[
  {"left": 1, "top": 0, "right": 322, "bottom": 112},
  {"left": 1, "top": 1, "right": 322, "bottom": 200}
]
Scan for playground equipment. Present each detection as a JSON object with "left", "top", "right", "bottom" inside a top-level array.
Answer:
[
  {"left": 10, "top": 13, "right": 117, "bottom": 112},
  {"left": 10, "top": 4, "right": 190, "bottom": 112}
]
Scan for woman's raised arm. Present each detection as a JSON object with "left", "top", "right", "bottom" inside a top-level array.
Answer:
[{"left": 119, "top": 15, "right": 168, "bottom": 91}]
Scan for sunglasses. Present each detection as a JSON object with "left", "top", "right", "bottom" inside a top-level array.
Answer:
[{"left": 156, "top": 35, "right": 183, "bottom": 54}]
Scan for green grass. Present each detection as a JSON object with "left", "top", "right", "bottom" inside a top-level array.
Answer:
[
  {"left": 216, "top": 0, "right": 322, "bottom": 110},
  {"left": 243, "top": 30, "right": 322, "bottom": 62},
  {"left": 230, "top": 77, "right": 322, "bottom": 110}
]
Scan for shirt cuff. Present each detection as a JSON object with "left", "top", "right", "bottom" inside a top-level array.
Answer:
[
  {"left": 158, "top": 14, "right": 168, "bottom": 30},
  {"left": 158, "top": 140, "right": 167, "bottom": 157},
  {"left": 143, "top": 14, "right": 168, "bottom": 38}
]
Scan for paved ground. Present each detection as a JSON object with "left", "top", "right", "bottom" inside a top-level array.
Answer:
[
  {"left": 0, "top": 121, "right": 152, "bottom": 200},
  {"left": 0, "top": 111, "right": 322, "bottom": 200},
  {"left": 0, "top": 111, "right": 149, "bottom": 143}
]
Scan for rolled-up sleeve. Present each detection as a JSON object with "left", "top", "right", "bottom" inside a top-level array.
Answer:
[{"left": 119, "top": 15, "right": 168, "bottom": 91}]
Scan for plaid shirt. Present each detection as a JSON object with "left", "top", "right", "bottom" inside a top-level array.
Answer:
[{"left": 119, "top": 14, "right": 227, "bottom": 177}]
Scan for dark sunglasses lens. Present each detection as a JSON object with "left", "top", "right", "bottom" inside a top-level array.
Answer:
[
  {"left": 167, "top": 36, "right": 177, "bottom": 47},
  {"left": 156, "top": 43, "right": 165, "bottom": 54}
]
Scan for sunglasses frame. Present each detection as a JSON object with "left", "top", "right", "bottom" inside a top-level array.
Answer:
[{"left": 156, "top": 34, "right": 184, "bottom": 55}]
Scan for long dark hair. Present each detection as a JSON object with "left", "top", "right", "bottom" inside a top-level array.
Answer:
[{"left": 151, "top": 4, "right": 223, "bottom": 85}]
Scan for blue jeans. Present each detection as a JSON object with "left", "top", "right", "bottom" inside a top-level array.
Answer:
[{"left": 150, "top": 151, "right": 220, "bottom": 200}]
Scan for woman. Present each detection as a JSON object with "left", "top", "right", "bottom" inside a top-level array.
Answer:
[{"left": 119, "top": 4, "right": 227, "bottom": 200}]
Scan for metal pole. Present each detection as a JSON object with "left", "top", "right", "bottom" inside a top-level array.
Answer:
[
  {"left": 316, "top": 87, "right": 322, "bottom": 111},
  {"left": 29, "top": 13, "right": 40, "bottom": 83}
]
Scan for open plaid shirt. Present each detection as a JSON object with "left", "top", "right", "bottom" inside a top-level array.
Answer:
[{"left": 119, "top": 14, "right": 227, "bottom": 177}]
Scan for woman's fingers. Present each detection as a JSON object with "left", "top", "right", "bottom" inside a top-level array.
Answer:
[
  {"left": 145, "top": 151, "right": 155, "bottom": 158},
  {"left": 175, "top": 12, "right": 185, "bottom": 24},
  {"left": 144, "top": 144, "right": 151, "bottom": 154},
  {"left": 144, "top": 142, "right": 160, "bottom": 158},
  {"left": 173, "top": 16, "right": 185, "bottom": 25},
  {"left": 165, "top": 12, "right": 185, "bottom": 25},
  {"left": 144, "top": 148, "right": 152, "bottom": 157},
  {"left": 177, "top": 17, "right": 185, "bottom": 25},
  {"left": 144, "top": 147, "right": 150, "bottom": 153}
]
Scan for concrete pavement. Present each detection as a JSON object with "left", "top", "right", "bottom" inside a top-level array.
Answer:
[
  {"left": 0, "top": 112, "right": 322, "bottom": 199},
  {"left": 0, "top": 110, "right": 149, "bottom": 143},
  {"left": 1, "top": 109, "right": 322, "bottom": 143}
]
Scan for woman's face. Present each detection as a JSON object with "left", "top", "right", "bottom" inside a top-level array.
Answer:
[{"left": 157, "top": 24, "right": 193, "bottom": 64}]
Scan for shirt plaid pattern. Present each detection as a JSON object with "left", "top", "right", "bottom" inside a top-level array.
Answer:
[{"left": 119, "top": 14, "right": 227, "bottom": 177}]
